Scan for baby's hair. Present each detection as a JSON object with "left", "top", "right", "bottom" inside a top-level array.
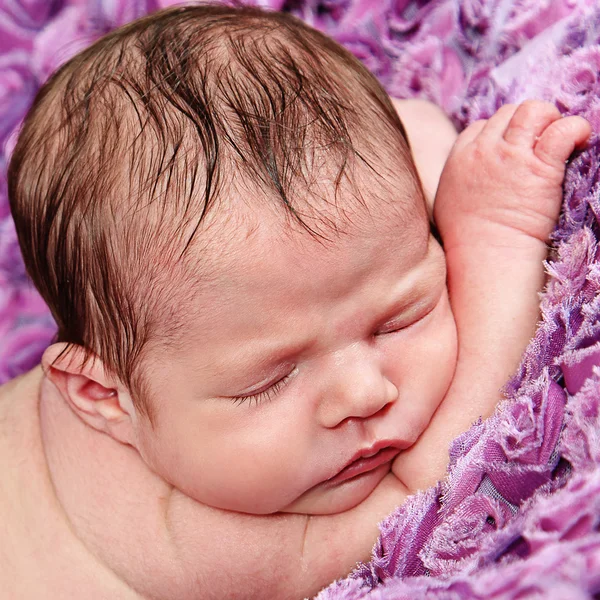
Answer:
[{"left": 8, "top": 3, "right": 419, "bottom": 419}]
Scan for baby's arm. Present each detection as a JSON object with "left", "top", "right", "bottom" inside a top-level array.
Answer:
[
  {"left": 393, "top": 101, "right": 591, "bottom": 490},
  {"left": 163, "top": 471, "right": 409, "bottom": 599}
]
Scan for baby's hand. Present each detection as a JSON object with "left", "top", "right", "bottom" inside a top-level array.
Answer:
[
  {"left": 392, "top": 103, "right": 589, "bottom": 495},
  {"left": 434, "top": 101, "right": 591, "bottom": 251}
]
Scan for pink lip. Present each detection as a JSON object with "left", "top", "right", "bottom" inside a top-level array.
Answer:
[{"left": 325, "top": 441, "right": 406, "bottom": 485}]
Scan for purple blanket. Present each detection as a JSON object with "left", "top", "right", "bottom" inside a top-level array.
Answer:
[{"left": 2, "top": 1, "right": 600, "bottom": 598}]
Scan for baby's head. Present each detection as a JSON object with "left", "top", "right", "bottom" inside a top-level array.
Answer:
[{"left": 9, "top": 5, "right": 456, "bottom": 515}]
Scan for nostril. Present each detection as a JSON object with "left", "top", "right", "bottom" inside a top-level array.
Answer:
[
  {"left": 373, "top": 401, "right": 393, "bottom": 418},
  {"left": 332, "top": 401, "right": 393, "bottom": 430},
  {"left": 318, "top": 369, "right": 398, "bottom": 429}
]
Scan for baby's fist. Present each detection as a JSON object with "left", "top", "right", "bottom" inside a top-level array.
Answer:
[{"left": 435, "top": 100, "right": 591, "bottom": 250}]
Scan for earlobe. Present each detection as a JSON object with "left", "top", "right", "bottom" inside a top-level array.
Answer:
[{"left": 41, "top": 343, "right": 137, "bottom": 446}]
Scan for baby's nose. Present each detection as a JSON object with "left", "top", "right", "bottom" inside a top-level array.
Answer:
[{"left": 316, "top": 346, "right": 399, "bottom": 429}]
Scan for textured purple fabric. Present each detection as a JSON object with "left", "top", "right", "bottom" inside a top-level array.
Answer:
[{"left": 2, "top": 1, "right": 600, "bottom": 598}]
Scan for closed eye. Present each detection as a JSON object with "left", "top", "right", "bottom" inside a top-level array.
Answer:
[
  {"left": 232, "top": 368, "right": 296, "bottom": 407},
  {"left": 375, "top": 301, "right": 437, "bottom": 336},
  {"left": 375, "top": 317, "right": 409, "bottom": 336}
]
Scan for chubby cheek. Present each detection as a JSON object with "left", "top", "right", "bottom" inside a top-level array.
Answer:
[
  {"left": 138, "top": 398, "right": 317, "bottom": 514},
  {"left": 420, "top": 292, "right": 458, "bottom": 416},
  {"left": 388, "top": 291, "right": 457, "bottom": 437},
  {"left": 204, "top": 408, "right": 321, "bottom": 513}
]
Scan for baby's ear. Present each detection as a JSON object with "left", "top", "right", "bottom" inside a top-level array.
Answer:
[{"left": 42, "top": 343, "right": 137, "bottom": 446}]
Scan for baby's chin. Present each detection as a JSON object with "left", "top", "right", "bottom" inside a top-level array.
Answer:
[{"left": 280, "top": 461, "right": 392, "bottom": 515}]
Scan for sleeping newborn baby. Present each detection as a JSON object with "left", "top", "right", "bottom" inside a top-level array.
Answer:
[{"left": 2, "top": 4, "right": 590, "bottom": 599}]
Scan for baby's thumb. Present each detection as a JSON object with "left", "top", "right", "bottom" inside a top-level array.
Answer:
[{"left": 534, "top": 115, "right": 591, "bottom": 166}]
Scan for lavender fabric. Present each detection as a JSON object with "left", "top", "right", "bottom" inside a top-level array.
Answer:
[{"left": 2, "top": 1, "right": 600, "bottom": 598}]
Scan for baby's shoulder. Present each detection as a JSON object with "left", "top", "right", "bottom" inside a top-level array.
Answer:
[
  {"left": 391, "top": 98, "right": 457, "bottom": 205},
  {"left": 0, "top": 368, "right": 143, "bottom": 598},
  {"left": 0, "top": 368, "right": 49, "bottom": 503},
  {"left": 0, "top": 370, "right": 55, "bottom": 588},
  {"left": 391, "top": 98, "right": 456, "bottom": 139}
]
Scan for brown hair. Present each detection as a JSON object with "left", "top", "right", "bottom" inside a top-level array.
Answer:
[{"left": 8, "top": 3, "right": 417, "bottom": 418}]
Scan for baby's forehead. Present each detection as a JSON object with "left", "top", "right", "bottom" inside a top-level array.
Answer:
[{"left": 185, "top": 171, "right": 430, "bottom": 289}]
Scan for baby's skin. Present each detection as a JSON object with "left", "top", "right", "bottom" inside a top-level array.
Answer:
[{"left": 0, "top": 101, "right": 590, "bottom": 600}]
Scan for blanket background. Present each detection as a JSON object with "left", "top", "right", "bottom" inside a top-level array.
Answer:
[{"left": 2, "top": 1, "right": 600, "bottom": 598}]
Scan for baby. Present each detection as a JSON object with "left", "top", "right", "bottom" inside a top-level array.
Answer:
[{"left": 1, "top": 4, "right": 590, "bottom": 600}]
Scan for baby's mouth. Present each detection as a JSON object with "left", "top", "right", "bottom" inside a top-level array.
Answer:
[{"left": 325, "top": 445, "right": 403, "bottom": 485}]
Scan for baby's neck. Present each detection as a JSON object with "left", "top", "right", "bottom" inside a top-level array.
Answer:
[{"left": 39, "top": 376, "right": 188, "bottom": 598}]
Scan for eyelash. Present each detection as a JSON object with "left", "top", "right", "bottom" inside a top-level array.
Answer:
[
  {"left": 375, "top": 322, "right": 405, "bottom": 336},
  {"left": 376, "top": 304, "right": 435, "bottom": 336},
  {"left": 232, "top": 371, "right": 294, "bottom": 407}
]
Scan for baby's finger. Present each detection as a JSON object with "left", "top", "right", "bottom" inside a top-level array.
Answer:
[
  {"left": 455, "top": 119, "right": 486, "bottom": 147},
  {"left": 479, "top": 103, "right": 519, "bottom": 139},
  {"left": 503, "top": 100, "right": 561, "bottom": 147},
  {"left": 534, "top": 115, "right": 591, "bottom": 166}
]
